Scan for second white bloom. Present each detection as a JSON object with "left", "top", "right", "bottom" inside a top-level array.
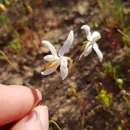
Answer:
[
  {"left": 41, "top": 30, "right": 74, "bottom": 80},
  {"left": 80, "top": 25, "right": 103, "bottom": 62}
]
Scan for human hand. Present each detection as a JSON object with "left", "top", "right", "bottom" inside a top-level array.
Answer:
[{"left": 0, "top": 84, "right": 48, "bottom": 130}]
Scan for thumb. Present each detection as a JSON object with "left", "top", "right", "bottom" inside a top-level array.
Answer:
[{"left": 11, "top": 105, "right": 49, "bottom": 130}]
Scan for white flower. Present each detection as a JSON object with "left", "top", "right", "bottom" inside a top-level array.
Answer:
[
  {"left": 41, "top": 30, "right": 74, "bottom": 80},
  {"left": 80, "top": 25, "right": 103, "bottom": 62}
]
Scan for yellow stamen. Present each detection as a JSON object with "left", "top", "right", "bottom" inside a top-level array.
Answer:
[
  {"left": 44, "top": 60, "right": 59, "bottom": 70},
  {"left": 67, "top": 57, "right": 73, "bottom": 72},
  {"left": 0, "top": 4, "right": 7, "bottom": 12}
]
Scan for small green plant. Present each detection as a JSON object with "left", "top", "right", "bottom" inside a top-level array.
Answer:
[
  {"left": 117, "top": 28, "right": 130, "bottom": 47},
  {"left": 0, "top": 0, "right": 10, "bottom": 5},
  {"left": 49, "top": 127, "right": 53, "bottom": 130},
  {"left": 112, "top": 0, "right": 124, "bottom": 27},
  {"left": 127, "top": 102, "right": 130, "bottom": 113},
  {"left": 70, "top": 82, "right": 85, "bottom": 106},
  {"left": 70, "top": 82, "right": 86, "bottom": 129},
  {"left": 98, "top": 0, "right": 130, "bottom": 47},
  {"left": 122, "top": 94, "right": 130, "bottom": 114},
  {"left": 0, "top": 14, "right": 6, "bottom": 24},
  {"left": 117, "top": 125, "right": 123, "bottom": 130},
  {"left": 98, "top": 89, "right": 112, "bottom": 108},
  {"left": 97, "top": 0, "right": 125, "bottom": 27},
  {"left": 0, "top": 50, "right": 15, "bottom": 67},
  {"left": 103, "top": 62, "right": 124, "bottom": 88},
  {"left": 49, "top": 120, "right": 61, "bottom": 130},
  {"left": 126, "top": 49, "right": 130, "bottom": 65},
  {"left": 8, "top": 39, "right": 22, "bottom": 53},
  {"left": 120, "top": 90, "right": 130, "bottom": 114}
]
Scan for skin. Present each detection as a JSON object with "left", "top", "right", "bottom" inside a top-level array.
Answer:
[{"left": 0, "top": 84, "right": 49, "bottom": 130}]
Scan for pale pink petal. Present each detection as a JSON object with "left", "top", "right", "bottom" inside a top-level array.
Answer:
[
  {"left": 91, "top": 31, "right": 101, "bottom": 42},
  {"left": 81, "top": 25, "right": 91, "bottom": 40},
  {"left": 44, "top": 55, "right": 58, "bottom": 61},
  {"left": 93, "top": 43, "right": 103, "bottom": 62},
  {"left": 82, "top": 42, "right": 92, "bottom": 57},
  {"left": 41, "top": 68, "right": 57, "bottom": 76},
  {"left": 58, "top": 30, "right": 74, "bottom": 56},
  {"left": 42, "top": 40, "right": 57, "bottom": 56},
  {"left": 60, "top": 57, "right": 68, "bottom": 80}
]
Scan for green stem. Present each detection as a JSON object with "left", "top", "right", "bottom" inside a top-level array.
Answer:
[{"left": 49, "top": 120, "right": 62, "bottom": 130}]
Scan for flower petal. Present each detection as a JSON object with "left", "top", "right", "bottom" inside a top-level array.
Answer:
[
  {"left": 81, "top": 25, "right": 90, "bottom": 33},
  {"left": 60, "top": 57, "right": 68, "bottom": 80},
  {"left": 58, "top": 30, "right": 74, "bottom": 56},
  {"left": 42, "top": 40, "right": 57, "bottom": 56},
  {"left": 91, "top": 31, "right": 101, "bottom": 42},
  {"left": 44, "top": 55, "right": 58, "bottom": 61},
  {"left": 81, "top": 42, "right": 92, "bottom": 57},
  {"left": 93, "top": 43, "right": 103, "bottom": 62},
  {"left": 41, "top": 68, "right": 56, "bottom": 76},
  {"left": 81, "top": 25, "right": 91, "bottom": 40}
]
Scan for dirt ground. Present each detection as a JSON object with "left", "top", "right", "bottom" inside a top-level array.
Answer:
[{"left": 0, "top": 0, "right": 130, "bottom": 130}]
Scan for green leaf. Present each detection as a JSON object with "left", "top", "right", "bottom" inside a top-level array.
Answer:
[
  {"left": 117, "top": 125, "right": 123, "bottom": 130},
  {"left": 103, "top": 62, "right": 113, "bottom": 76},
  {"left": 0, "top": 15, "right": 6, "bottom": 24},
  {"left": 127, "top": 102, "right": 130, "bottom": 110},
  {"left": 49, "top": 127, "right": 53, "bottom": 130},
  {"left": 0, "top": 0, "right": 4, "bottom": 4},
  {"left": 122, "top": 28, "right": 130, "bottom": 46},
  {"left": 116, "top": 78, "right": 124, "bottom": 89},
  {"left": 97, "top": 0, "right": 125, "bottom": 27},
  {"left": 112, "top": 0, "right": 124, "bottom": 26},
  {"left": 98, "top": 89, "right": 112, "bottom": 108},
  {"left": 0, "top": 50, "right": 8, "bottom": 60},
  {"left": 8, "top": 39, "right": 22, "bottom": 52},
  {"left": 103, "top": 62, "right": 124, "bottom": 87},
  {"left": 0, "top": 0, "right": 10, "bottom": 5}
]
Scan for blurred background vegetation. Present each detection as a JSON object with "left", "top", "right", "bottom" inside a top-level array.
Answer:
[{"left": 0, "top": 0, "right": 130, "bottom": 130}]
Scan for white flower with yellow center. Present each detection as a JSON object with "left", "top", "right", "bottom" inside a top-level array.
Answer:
[
  {"left": 41, "top": 30, "right": 74, "bottom": 80},
  {"left": 80, "top": 25, "right": 103, "bottom": 62}
]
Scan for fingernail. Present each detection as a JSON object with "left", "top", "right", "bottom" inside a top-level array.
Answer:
[
  {"left": 35, "top": 89, "right": 42, "bottom": 104},
  {"left": 30, "top": 88, "right": 42, "bottom": 107}
]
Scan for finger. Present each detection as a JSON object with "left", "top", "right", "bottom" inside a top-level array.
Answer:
[
  {"left": 0, "top": 84, "right": 42, "bottom": 126},
  {"left": 11, "top": 105, "right": 49, "bottom": 130},
  {"left": 0, "top": 122, "right": 14, "bottom": 130}
]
